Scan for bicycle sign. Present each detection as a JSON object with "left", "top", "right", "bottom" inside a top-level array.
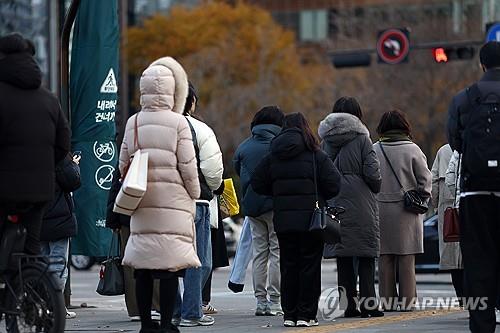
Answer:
[{"left": 93, "top": 141, "right": 115, "bottom": 163}]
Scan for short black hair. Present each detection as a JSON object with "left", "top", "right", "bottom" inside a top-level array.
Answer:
[
  {"left": 332, "top": 96, "right": 363, "bottom": 120},
  {"left": 251, "top": 105, "right": 285, "bottom": 129},
  {"left": 376, "top": 109, "right": 412, "bottom": 137},
  {"left": 183, "top": 81, "right": 198, "bottom": 115},
  {"left": 480, "top": 41, "right": 500, "bottom": 69}
]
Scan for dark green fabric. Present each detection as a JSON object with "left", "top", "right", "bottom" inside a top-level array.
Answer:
[
  {"left": 379, "top": 130, "right": 412, "bottom": 143},
  {"left": 70, "top": 0, "right": 119, "bottom": 256}
]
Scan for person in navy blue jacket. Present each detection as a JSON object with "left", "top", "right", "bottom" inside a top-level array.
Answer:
[{"left": 233, "top": 106, "right": 284, "bottom": 316}]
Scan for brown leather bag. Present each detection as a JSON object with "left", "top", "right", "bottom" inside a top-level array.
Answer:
[{"left": 443, "top": 207, "right": 460, "bottom": 242}]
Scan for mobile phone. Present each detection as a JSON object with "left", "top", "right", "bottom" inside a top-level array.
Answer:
[{"left": 73, "top": 151, "right": 82, "bottom": 158}]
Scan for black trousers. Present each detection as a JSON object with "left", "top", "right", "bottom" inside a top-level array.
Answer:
[
  {"left": 460, "top": 195, "right": 500, "bottom": 333},
  {"left": 277, "top": 231, "right": 323, "bottom": 322},
  {"left": 337, "top": 257, "right": 377, "bottom": 312},
  {"left": 450, "top": 269, "right": 464, "bottom": 303},
  {"left": 202, "top": 270, "right": 213, "bottom": 304},
  {"left": 135, "top": 269, "right": 178, "bottom": 330}
]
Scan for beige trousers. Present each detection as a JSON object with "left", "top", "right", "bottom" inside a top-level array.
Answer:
[{"left": 378, "top": 254, "right": 417, "bottom": 311}]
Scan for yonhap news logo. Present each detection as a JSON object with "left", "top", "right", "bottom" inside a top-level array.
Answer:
[{"left": 319, "top": 287, "right": 346, "bottom": 321}]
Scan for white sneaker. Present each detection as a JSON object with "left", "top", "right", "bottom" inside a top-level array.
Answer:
[
  {"left": 296, "top": 319, "right": 319, "bottom": 327},
  {"left": 284, "top": 320, "right": 296, "bottom": 327},
  {"left": 179, "top": 315, "right": 215, "bottom": 327},
  {"left": 496, "top": 309, "right": 500, "bottom": 324},
  {"left": 266, "top": 302, "right": 284, "bottom": 316},
  {"left": 66, "top": 309, "right": 76, "bottom": 319},
  {"left": 255, "top": 302, "right": 268, "bottom": 316},
  {"left": 202, "top": 303, "right": 218, "bottom": 314}
]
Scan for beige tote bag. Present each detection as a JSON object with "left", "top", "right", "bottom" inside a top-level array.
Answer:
[{"left": 113, "top": 114, "right": 148, "bottom": 216}]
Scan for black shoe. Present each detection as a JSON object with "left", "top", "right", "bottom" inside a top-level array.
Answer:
[
  {"left": 344, "top": 309, "right": 361, "bottom": 318},
  {"left": 360, "top": 309, "right": 384, "bottom": 318},
  {"left": 139, "top": 322, "right": 161, "bottom": 333},
  {"left": 228, "top": 281, "right": 244, "bottom": 293},
  {"left": 158, "top": 323, "right": 180, "bottom": 333}
]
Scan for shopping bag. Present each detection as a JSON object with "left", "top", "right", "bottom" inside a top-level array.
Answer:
[
  {"left": 113, "top": 149, "right": 148, "bottom": 216},
  {"left": 443, "top": 207, "right": 460, "bottom": 242},
  {"left": 221, "top": 178, "right": 239, "bottom": 216},
  {"left": 96, "top": 234, "right": 124, "bottom": 296},
  {"left": 209, "top": 197, "right": 219, "bottom": 229}
]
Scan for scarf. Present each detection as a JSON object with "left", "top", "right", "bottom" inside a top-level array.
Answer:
[{"left": 379, "top": 130, "right": 412, "bottom": 143}]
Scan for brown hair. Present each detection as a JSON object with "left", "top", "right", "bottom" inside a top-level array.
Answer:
[
  {"left": 376, "top": 109, "right": 412, "bottom": 137},
  {"left": 283, "top": 112, "right": 319, "bottom": 151}
]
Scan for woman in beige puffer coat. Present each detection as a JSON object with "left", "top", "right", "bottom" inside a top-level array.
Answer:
[{"left": 119, "top": 57, "right": 200, "bottom": 333}]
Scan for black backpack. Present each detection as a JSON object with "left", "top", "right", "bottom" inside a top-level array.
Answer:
[{"left": 461, "top": 83, "right": 500, "bottom": 190}]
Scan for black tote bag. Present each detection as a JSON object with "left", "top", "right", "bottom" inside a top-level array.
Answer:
[{"left": 96, "top": 233, "right": 125, "bottom": 296}]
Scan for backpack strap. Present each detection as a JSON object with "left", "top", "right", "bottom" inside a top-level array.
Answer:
[
  {"left": 185, "top": 116, "right": 201, "bottom": 170},
  {"left": 379, "top": 143, "right": 405, "bottom": 192}
]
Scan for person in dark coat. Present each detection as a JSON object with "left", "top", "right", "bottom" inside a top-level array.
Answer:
[
  {"left": 40, "top": 153, "right": 81, "bottom": 319},
  {"left": 233, "top": 106, "right": 284, "bottom": 316},
  {"left": 447, "top": 41, "right": 500, "bottom": 333},
  {"left": 0, "top": 33, "right": 70, "bottom": 255},
  {"left": 252, "top": 112, "right": 341, "bottom": 328},
  {"left": 318, "top": 97, "right": 383, "bottom": 318}
]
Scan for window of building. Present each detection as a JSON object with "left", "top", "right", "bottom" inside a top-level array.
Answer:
[{"left": 299, "top": 9, "right": 327, "bottom": 41}]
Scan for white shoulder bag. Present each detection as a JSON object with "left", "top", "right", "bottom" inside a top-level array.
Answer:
[{"left": 113, "top": 113, "right": 149, "bottom": 216}]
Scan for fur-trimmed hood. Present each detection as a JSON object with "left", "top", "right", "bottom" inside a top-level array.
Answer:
[
  {"left": 140, "top": 57, "right": 188, "bottom": 114},
  {"left": 318, "top": 112, "right": 369, "bottom": 147}
]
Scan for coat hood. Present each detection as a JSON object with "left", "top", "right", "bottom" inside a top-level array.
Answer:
[
  {"left": 251, "top": 124, "right": 281, "bottom": 140},
  {"left": 318, "top": 112, "right": 369, "bottom": 147},
  {"left": 140, "top": 57, "right": 188, "bottom": 113},
  {"left": 271, "top": 128, "right": 306, "bottom": 159},
  {"left": 0, "top": 52, "right": 42, "bottom": 90}
]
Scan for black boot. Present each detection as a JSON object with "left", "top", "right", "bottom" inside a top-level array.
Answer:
[
  {"left": 139, "top": 322, "right": 160, "bottom": 333},
  {"left": 228, "top": 281, "right": 244, "bottom": 293},
  {"left": 344, "top": 309, "right": 361, "bottom": 318},
  {"left": 360, "top": 309, "right": 384, "bottom": 318}
]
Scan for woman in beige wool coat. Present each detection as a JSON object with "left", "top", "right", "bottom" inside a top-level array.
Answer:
[
  {"left": 373, "top": 110, "right": 432, "bottom": 312},
  {"left": 119, "top": 57, "right": 201, "bottom": 333},
  {"left": 431, "top": 145, "right": 464, "bottom": 305}
]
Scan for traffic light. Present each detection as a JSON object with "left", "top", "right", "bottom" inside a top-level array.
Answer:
[{"left": 432, "top": 46, "right": 475, "bottom": 63}]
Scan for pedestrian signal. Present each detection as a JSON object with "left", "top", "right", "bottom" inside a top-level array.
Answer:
[{"left": 432, "top": 47, "right": 475, "bottom": 63}]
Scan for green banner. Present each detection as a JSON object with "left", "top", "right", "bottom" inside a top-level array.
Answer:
[{"left": 70, "top": 0, "right": 119, "bottom": 256}]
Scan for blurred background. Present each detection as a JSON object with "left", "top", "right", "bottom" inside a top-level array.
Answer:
[{"left": 1, "top": 0, "right": 499, "bottom": 167}]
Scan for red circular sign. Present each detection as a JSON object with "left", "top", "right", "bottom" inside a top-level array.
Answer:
[{"left": 377, "top": 29, "right": 410, "bottom": 64}]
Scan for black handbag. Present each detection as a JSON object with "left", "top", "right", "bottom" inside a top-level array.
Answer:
[
  {"left": 379, "top": 144, "right": 428, "bottom": 215},
  {"left": 308, "top": 152, "right": 342, "bottom": 244},
  {"left": 96, "top": 233, "right": 125, "bottom": 296}
]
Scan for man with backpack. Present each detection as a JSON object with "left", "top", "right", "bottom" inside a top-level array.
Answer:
[{"left": 447, "top": 41, "right": 500, "bottom": 333}]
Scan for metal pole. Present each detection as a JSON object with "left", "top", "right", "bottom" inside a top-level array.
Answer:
[
  {"left": 60, "top": 0, "right": 81, "bottom": 121},
  {"left": 117, "top": 0, "right": 129, "bottom": 147},
  {"left": 60, "top": 0, "right": 81, "bottom": 308}
]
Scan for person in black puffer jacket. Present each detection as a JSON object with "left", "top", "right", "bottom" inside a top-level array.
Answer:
[
  {"left": 0, "top": 33, "right": 70, "bottom": 255},
  {"left": 252, "top": 112, "right": 341, "bottom": 328},
  {"left": 40, "top": 153, "right": 80, "bottom": 318}
]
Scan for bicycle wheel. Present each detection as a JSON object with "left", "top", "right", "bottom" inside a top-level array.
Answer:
[{"left": 4, "top": 265, "right": 65, "bottom": 333}]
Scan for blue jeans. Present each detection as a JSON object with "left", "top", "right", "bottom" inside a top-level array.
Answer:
[
  {"left": 229, "top": 217, "right": 253, "bottom": 285},
  {"left": 40, "top": 238, "right": 70, "bottom": 291},
  {"left": 174, "top": 204, "right": 212, "bottom": 320}
]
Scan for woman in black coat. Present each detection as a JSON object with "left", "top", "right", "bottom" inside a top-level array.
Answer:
[{"left": 252, "top": 112, "right": 341, "bottom": 328}]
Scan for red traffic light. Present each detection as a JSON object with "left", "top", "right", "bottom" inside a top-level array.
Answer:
[{"left": 433, "top": 48, "right": 448, "bottom": 63}]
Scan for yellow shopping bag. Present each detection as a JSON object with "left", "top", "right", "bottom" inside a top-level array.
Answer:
[{"left": 220, "top": 178, "right": 240, "bottom": 217}]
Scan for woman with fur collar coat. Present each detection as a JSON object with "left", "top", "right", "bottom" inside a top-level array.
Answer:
[{"left": 318, "top": 97, "right": 383, "bottom": 318}]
